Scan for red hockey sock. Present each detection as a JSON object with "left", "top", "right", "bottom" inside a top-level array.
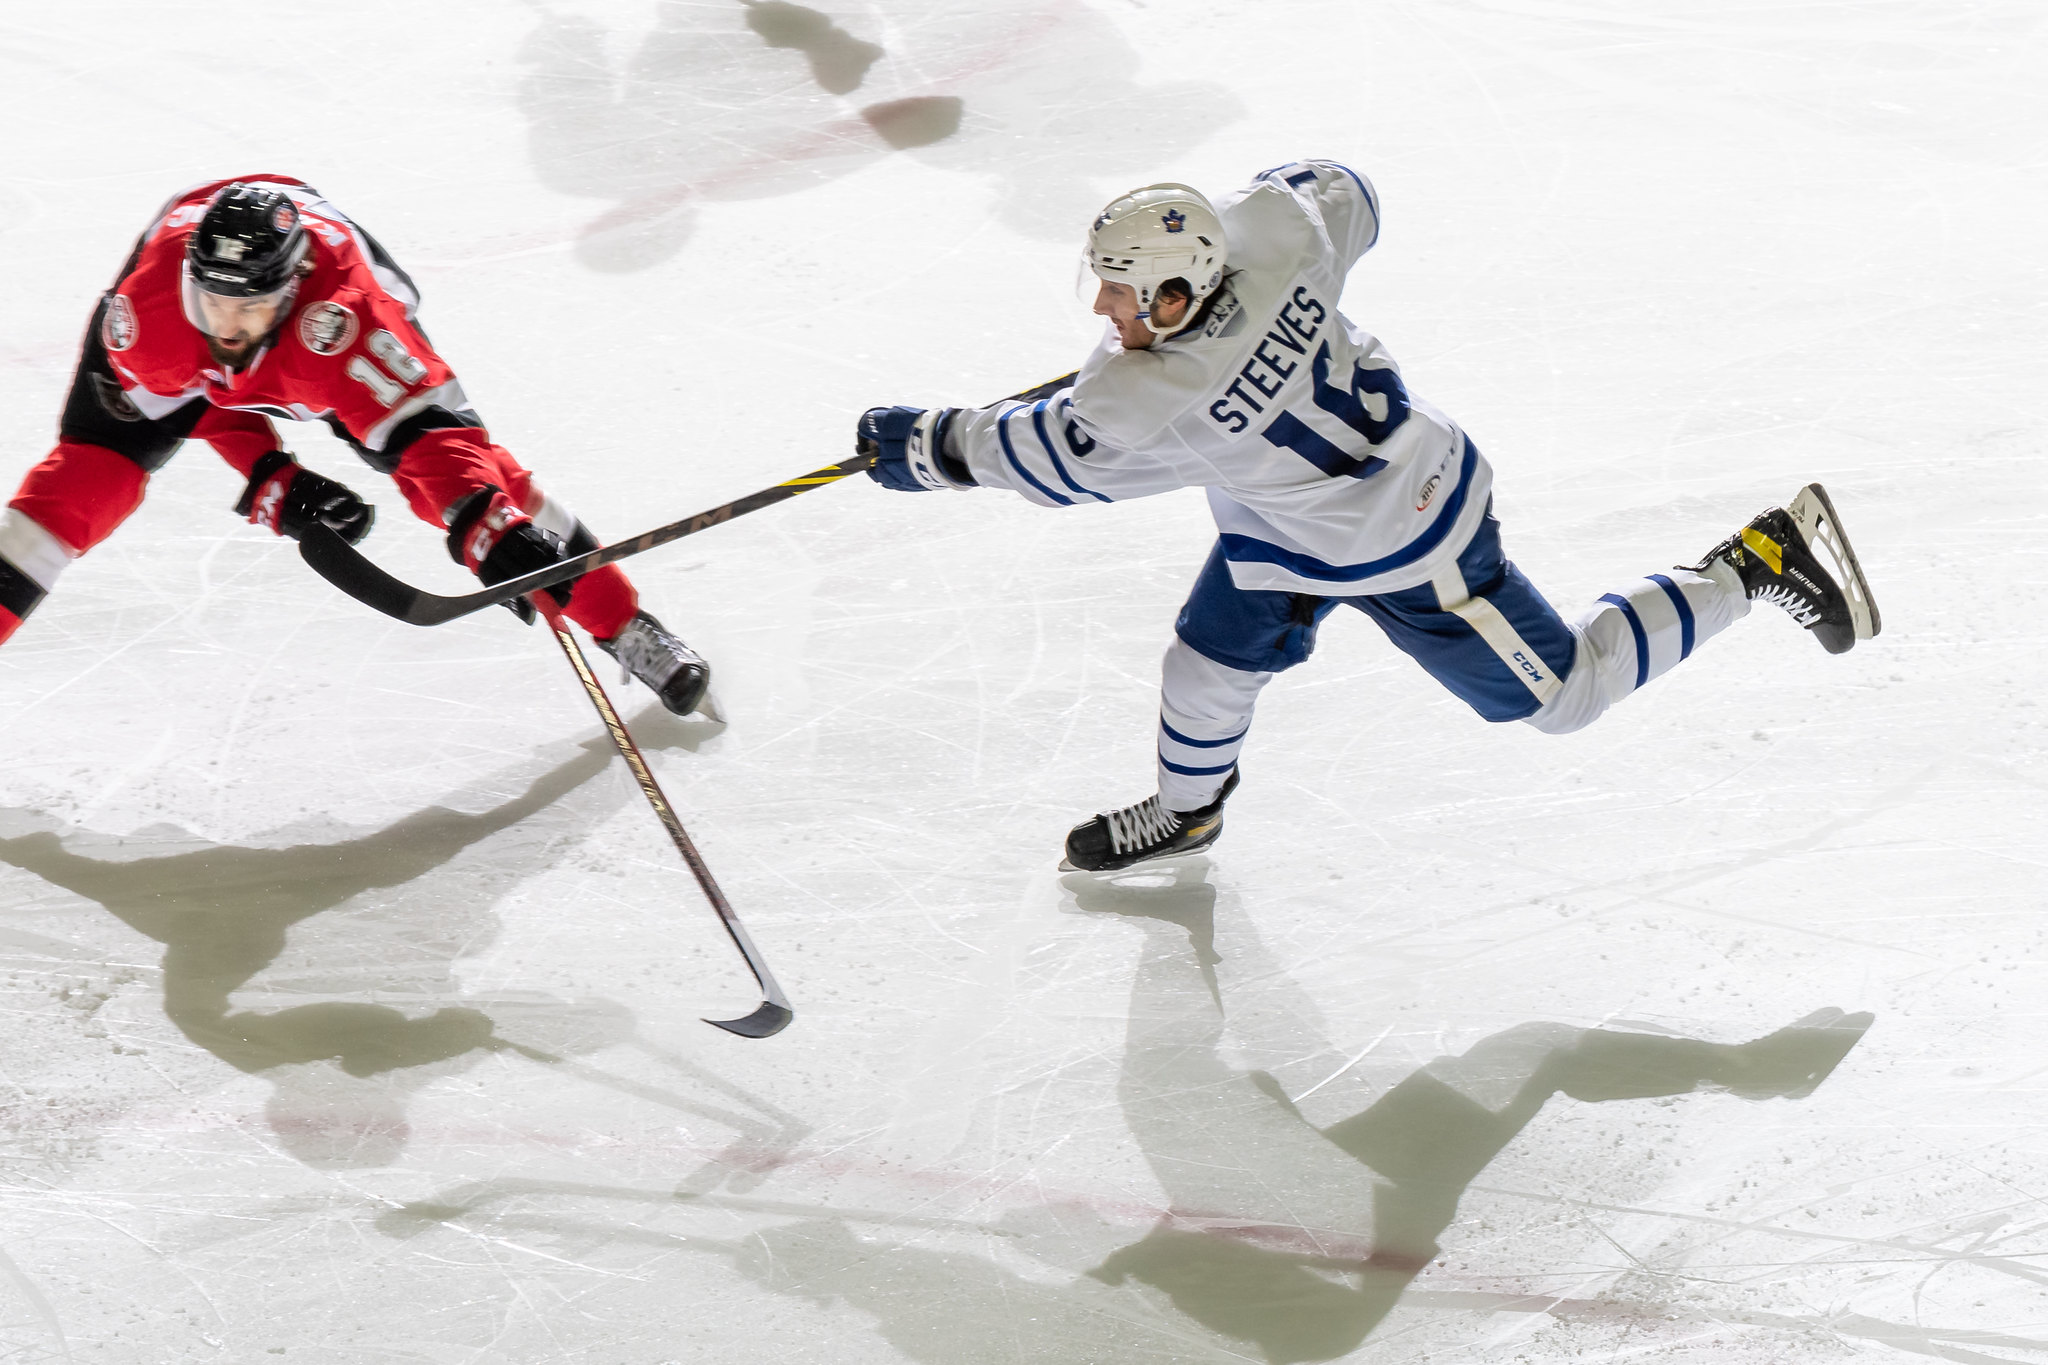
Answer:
[{"left": 566, "top": 563, "right": 637, "bottom": 640}]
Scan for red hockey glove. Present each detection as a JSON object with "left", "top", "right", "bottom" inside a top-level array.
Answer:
[
  {"left": 444, "top": 484, "right": 573, "bottom": 623},
  {"left": 234, "top": 451, "right": 375, "bottom": 543}
]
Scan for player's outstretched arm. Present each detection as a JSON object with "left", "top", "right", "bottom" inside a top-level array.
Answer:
[
  {"left": 858, "top": 374, "right": 1189, "bottom": 510},
  {"left": 950, "top": 388, "right": 1189, "bottom": 509}
]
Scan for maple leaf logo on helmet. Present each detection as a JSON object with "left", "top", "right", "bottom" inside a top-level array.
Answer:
[{"left": 1162, "top": 209, "right": 1186, "bottom": 233}]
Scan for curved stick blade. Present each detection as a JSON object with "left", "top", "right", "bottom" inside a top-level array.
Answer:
[
  {"left": 299, "top": 524, "right": 421, "bottom": 619},
  {"left": 705, "top": 1001, "right": 794, "bottom": 1039}
]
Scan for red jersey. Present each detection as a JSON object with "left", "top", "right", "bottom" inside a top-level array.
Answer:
[
  {"left": 0, "top": 175, "right": 639, "bottom": 645},
  {"left": 103, "top": 176, "right": 485, "bottom": 515}
]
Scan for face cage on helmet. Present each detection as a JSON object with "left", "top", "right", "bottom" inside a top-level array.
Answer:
[{"left": 179, "top": 261, "right": 302, "bottom": 343}]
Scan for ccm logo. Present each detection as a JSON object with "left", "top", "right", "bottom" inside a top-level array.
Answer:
[
  {"left": 1414, "top": 474, "right": 1442, "bottom": 511},
  {"left": 1511, "top": 650, "right": 1546, "bottom": 683},
  {"left": 254, "top": 482, "right": 286, "bottom": 529}
]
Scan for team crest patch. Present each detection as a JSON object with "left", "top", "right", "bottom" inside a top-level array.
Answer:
[
  {"left": 100, "top": 294, "right": 138, "bottom": 352},
  {"left": 1162, "top": 209, "right": 1186, "bottom": 233},
  {"left": 297, "top": 300, "right": 359, "bottom": 355},
  {"left": 272, "top": 201, "right": 298, "bottom": 233}
]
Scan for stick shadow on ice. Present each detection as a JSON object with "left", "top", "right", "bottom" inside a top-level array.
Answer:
[
  {"left": 339, "top": 872, "right": 1875, "bottom": 1362},
  {"left": 1066, "top": 866, "right": 1873, "bottom": 1364},
  {"left": 374, "top": 1028, "right": 816, "bottom": 1239},
  {"left": 555, "top": 869, "right": 1874, "bottom": 1365},
  {"left": 0, "top": 709, "right": 717, "bottom": 1169},
  {"left": 515, "top": 0, "right": 1242, "bottom": 271}
]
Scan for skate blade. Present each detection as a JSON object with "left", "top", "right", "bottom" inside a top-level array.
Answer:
[
  {"left": 1057, "top": 835, "right": 1222, "bottom": 875},
  {"left": 691, "top": 687, "right": 725, "bottom": 723},
  {"left": 1788, "top": 483, "right": 1880, "bottom": 643},
  {"left": 1059, "top": 851, "right": 1213, "bottom": 876}
]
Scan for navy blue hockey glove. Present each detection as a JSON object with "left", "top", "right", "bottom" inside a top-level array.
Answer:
[
  {"left": 857, "top": 406, "right": 974, "bottom": 492},
  {"left": 444, "top": 484, "right": 573, "bottom": 625},
  {"left": 235, "top": 451, "right": 375, "bottom": 544}
]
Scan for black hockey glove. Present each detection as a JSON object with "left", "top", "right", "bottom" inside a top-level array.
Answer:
[
  {"left": 858, "top": 406, "right": 973, "bottom": 492},
  {"left": 235, "top": 451, "right": 375, "bottom": 543},
  {"left": 444, "top": 484, "right": 573, "bottom": 625}
]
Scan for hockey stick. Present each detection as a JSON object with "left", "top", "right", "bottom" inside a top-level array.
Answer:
[
  {"left": 295, "top": 370, "right": 1080, "bottom": 626},
  {"left": 298, "top": 455, "right": 872, "bottom": 626},
  {"left": 537, "top": 598, "right": 792, "bottom": 1039}
]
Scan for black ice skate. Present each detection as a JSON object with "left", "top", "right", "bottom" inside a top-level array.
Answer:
[
  {"left": 597, "top": 610, "right": 712, "bottom": 716},
  {"left": 1686, "top": 483, "right": 1880, "bottom": 655},
  {"left": 1061, "top": 770, "right": 1240, "bottom": 873}
]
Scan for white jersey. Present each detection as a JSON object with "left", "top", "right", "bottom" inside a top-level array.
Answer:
[{"left": 950, "top": 161, "right": 1493, "bottom": 597}]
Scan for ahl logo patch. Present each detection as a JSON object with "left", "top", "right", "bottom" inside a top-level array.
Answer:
[
  {"left": 100, "top": 294, "right": 138, "bottom": 352},
  {"left": 297, "top": 300, "right": 359, "bottom": 356},
  {"left": 271, "top": 201, "right": 298, "bottom": 233},
  {"left": 1162, "top": 209, "right": 1186, "bottom": 233}
]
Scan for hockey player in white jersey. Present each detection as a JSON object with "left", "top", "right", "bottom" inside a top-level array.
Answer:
[{"left": 858, "top": 162, "right": 1880, "bottom": 872}]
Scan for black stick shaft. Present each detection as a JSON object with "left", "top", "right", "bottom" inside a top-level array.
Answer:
[
  {"left": 540, "top": 602, "right": 792, "bottom": 1039},
  {"left": 296, "top": 370, "right": 1080, "bottom": 626}
]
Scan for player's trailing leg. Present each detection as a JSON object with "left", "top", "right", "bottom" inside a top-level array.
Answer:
[
  {"left": 598, "top": 610, "right": 712, "bottom": 717},
  {"left": 1685, "top": 483, "right": 1880, "bottom": 655},
  {"left": 1062, "top": 769, "right": 1240, "bottom": 873}
]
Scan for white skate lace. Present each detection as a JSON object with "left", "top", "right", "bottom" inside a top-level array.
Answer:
[
  {"left": 609, "top": 617, "right": 699, "bottom": 689},
  {"left": 1752, "top": 581, "right": 1822, "bottom": 626},
  {"left": 1106, "top": 796, "right": 1181, "bottom": 855}
]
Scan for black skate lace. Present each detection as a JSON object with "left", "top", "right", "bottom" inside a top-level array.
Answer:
[
  {"left": 1106, "top": 796, "right": 1181, "bottom": 854},
  {"left": 1753, "top": 582, "right": 1822, "bottom": 626}
]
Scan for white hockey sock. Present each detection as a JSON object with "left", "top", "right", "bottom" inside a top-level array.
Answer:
[
  {"left": 1526, "top": 560, "right": 1748, "bottom": 735},
  {"left": 0, "top": 507, "right": 76, "bottom": 596},
  {"left": 1157, "top": 640, "right": 1269, "bottom": 810}
]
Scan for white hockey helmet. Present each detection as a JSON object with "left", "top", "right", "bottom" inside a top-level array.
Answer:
[{"left": 1084, "top": 183, "right": 1227, "bottom": 339}]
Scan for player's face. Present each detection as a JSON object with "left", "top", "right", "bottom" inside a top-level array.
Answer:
[
  {"left": 190, "top": 291, "right": 284, "bottom": 360},
  {"left": 1092, "top": 281, "right": 1188, "bottom": 349}
]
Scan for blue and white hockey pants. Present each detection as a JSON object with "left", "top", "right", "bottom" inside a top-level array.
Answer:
[{"left": 1155, "top": 505, "right": 1751, "bottom": 810}]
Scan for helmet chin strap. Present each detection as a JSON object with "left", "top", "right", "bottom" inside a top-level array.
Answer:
[{"left": 1136, "top": 286, "right": 1197, "bottom": 342}]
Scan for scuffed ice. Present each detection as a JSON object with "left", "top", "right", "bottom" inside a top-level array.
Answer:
[{"left": 0, "top": 0, "right": 2043, "bottom": 1360}]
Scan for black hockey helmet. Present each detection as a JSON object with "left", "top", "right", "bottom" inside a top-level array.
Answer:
[{"left": 184, "top": 183, "right": 309, "bottom": 297}]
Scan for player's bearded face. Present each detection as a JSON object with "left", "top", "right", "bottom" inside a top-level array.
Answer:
[{"left": 191, "top": 290, "right": 286, "bottom": 363}]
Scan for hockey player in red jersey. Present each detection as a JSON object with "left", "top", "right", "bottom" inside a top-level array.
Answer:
[{"left": 0, "top": 176, "right": 709, "bottom": 714}]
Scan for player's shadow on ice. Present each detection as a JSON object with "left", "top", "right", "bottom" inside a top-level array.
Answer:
[
  {"left": 1065, "top": 867, "right": 1872, "bottom": 1363},
  {"left": 0, "top": 709, "right": 723, "bottom": 1168},
  {"left": 339, "top": 863, "right": 1869, "bottom": 1362},
  {"left": 516, "top": 0, "right": 1241, "bottom": 270}
]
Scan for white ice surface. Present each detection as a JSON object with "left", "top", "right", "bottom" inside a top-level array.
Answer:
[{"left": 1, "top": 1, "right": 2043, "bottom": 1361}]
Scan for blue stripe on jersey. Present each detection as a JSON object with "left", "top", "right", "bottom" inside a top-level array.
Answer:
[
  {"left": 1218, "top": 437, "right": 1478, "bottom": 585},
  {"left": 1160, "top": 717, "right": 1248, "bottom": 749},
  {"left": 1285, "top": 168, "right": 1317, "bottom": 187},
  {"left": 1161, "top": 755, "right": 1238, "bottom": 777},
  {"left": 1329, "top": 163, "right": 1380, "bottom": 248},
  {"left": 1648, "top": 573, "right": 1695, "bottom": 660},
  {"left": 996, "top": 409, "right": 1073, "bottom": 506},
  {"left": 1030, "top": 401, "right": 1112, "bottom": 503},
  {"left": 1600, "top": 592, "right": 1650, "bottom": 688}
]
